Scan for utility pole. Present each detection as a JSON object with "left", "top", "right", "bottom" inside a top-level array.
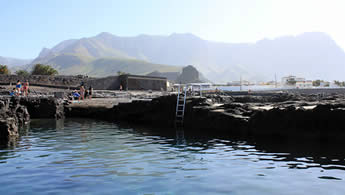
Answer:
[
  {"left": 240, "top": 75, "right": 242, "bottom": 91},
  {"left": 275, "top": 73, "right": 277, "bottom": 88}
]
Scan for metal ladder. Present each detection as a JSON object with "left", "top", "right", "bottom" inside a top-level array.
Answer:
[{"left": 175, "top": 85, "right": 187, "bottom": 124}]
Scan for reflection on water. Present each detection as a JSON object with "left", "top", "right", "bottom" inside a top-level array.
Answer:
[{"left": 0, "top": 118, "right": 344, "bottom": 195}]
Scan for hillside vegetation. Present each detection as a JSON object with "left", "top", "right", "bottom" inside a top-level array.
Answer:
[{"left": 32, "top": 53, "right": 181, "bottom": 77}]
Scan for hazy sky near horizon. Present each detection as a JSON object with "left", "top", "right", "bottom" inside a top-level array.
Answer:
[{"left": 2, "top": 0, "right": 345, "bottom": 59}]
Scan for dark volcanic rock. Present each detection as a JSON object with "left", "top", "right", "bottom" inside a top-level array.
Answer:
[
  {"left": 65, "top": 92, "right": 345, "bottom": 141},
  {"left": 0, "top": 118, "right": 18, "bottom": 140},
  {"left": 66, "top": 95, "right": 186, "bottom": 127},
  {"left": 249, "top": 104, "right": 345, "bottom": 140},
  {"left": 0, "top": 97, "right": 30, "bottom": 141},
  {"left": 0, "top": 96, "right": 66, "bottom": 140},
  {"left": 20, "top": 97, "right": 65, "bottom": 119},
  {"left": 112, "top": 95, "right": 178, "bottom": 126},
  {"left": 65, "top": 105, "right": 112, "bottom": 119}
]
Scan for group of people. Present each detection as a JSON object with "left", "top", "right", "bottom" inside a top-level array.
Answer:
[
  {"left": 10, "top": 80, "right": 29, "bottom": 96},
  {"left": 72, "top": 85, "right": 93, "bottom": 101}
]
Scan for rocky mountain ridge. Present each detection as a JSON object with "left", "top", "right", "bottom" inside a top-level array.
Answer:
[{"left": 6, "top": 31, "right": 345, "bottom": 82}]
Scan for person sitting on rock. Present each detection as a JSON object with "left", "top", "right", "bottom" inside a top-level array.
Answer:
[
  {"left": 10, "top": 88, "right": 16, "bottom": 96},
  {"left": 72, "top": 90, "right": 80, "bottom": 100}
]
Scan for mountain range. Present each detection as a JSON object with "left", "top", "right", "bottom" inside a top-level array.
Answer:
[
  {"left": 0, "top": 56, "right": 32, "bottom": 67},
  {"left": 4, "top": 32, "right": 345, "bottom": 82}
]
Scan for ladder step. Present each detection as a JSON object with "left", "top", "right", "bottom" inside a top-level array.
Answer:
[{"left": 176, "top": 89, "right": 186, "bottom": 123}]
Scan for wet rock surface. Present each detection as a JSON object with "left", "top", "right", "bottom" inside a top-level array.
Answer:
[{"left": 0, "top": 97, "right": 30, "bottom": 140}]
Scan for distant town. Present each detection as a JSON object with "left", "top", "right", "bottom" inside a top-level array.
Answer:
[{"left": 223, "top": 75, "right": 345, "bottom": 89}]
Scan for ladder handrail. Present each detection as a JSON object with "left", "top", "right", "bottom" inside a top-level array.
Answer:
[
  {"left": 176, "top": 85, "right": 181, "bottom": 117},
  {"left": 182, "top": 88, "right": 187, "bottom": 117}
]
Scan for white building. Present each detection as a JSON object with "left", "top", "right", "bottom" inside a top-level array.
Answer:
[
  {"left": 281, "top": 76, "right": 296, "bottom": 86},
  {"left": 281, "top": 75, "right": 306, "bottom": 86},
  {"left": 296, "top": 80, "right": 313, "bottom": 88}
]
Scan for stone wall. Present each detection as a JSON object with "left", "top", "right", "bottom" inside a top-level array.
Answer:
[
  {"left": 85, "top": 75, "right": 167, "bottom": 91},
  {"left": 0, "top": 74, "right": 167, "bottom": 91},
  {"left": 85, "top": 76, "right": 120, "bottom": 90},
  {"left": 0, "top": 75, "right": 87, "bottom": 89},
  {"left": 121, "top": 75, "right": 167, "bottom": 91}
]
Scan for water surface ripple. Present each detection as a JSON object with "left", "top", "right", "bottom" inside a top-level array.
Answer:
[{"left": 0, "top": 119, "right": 344, "bottom": 195}]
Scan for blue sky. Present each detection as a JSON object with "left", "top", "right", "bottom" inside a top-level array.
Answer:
[{"left": 2, "top": 0, "right": 345, "bottom": 59}]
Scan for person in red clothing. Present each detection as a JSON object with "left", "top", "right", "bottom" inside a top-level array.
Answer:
[
  {"left": 80, "top": 85, "right": 85, "bottom": 100},
  {"left": 23, "top": 81, "right": 29, "bottom": 96}
]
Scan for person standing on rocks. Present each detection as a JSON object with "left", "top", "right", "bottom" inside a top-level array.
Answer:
[
  {"left": 88, "top": 86, "right": 93, "bottom": 99},
  {"left": 16, "top": 80, "right": 22, "bottom": 96},
  {"left": 80, "top": 85, "right": 85, "bottom": 100},
  {"left": 84, "top": 89, "right": 89, "bottom": 99},
  {"left": 23, "top": 81, "right": 29, "bottom": 96}
]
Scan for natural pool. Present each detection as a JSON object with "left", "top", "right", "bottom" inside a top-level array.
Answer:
[{"left": 0, "top": 119, "right": 344, "bottom": 195}]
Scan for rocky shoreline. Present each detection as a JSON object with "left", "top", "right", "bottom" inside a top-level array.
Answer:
[
  {"left": 65, "top": 92, "right": 345, "bottom": 141},
  {"left": 2, "top": 91, "right": 345, "bottom": 142}
]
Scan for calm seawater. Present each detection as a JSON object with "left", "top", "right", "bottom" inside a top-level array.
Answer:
[
  {"left": 218, "top": 85, "right": 277, "bottom": 91},
  {"left": 0, "top": 119, "right": 344, "bottom": 195}
]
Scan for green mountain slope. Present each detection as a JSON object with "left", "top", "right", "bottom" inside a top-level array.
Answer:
[
  {"left": 84, "top": 58, "right": 180, "bottom": 77},
  {"left": 31, "top": 53, "right": 181, "bottom": 77}
]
